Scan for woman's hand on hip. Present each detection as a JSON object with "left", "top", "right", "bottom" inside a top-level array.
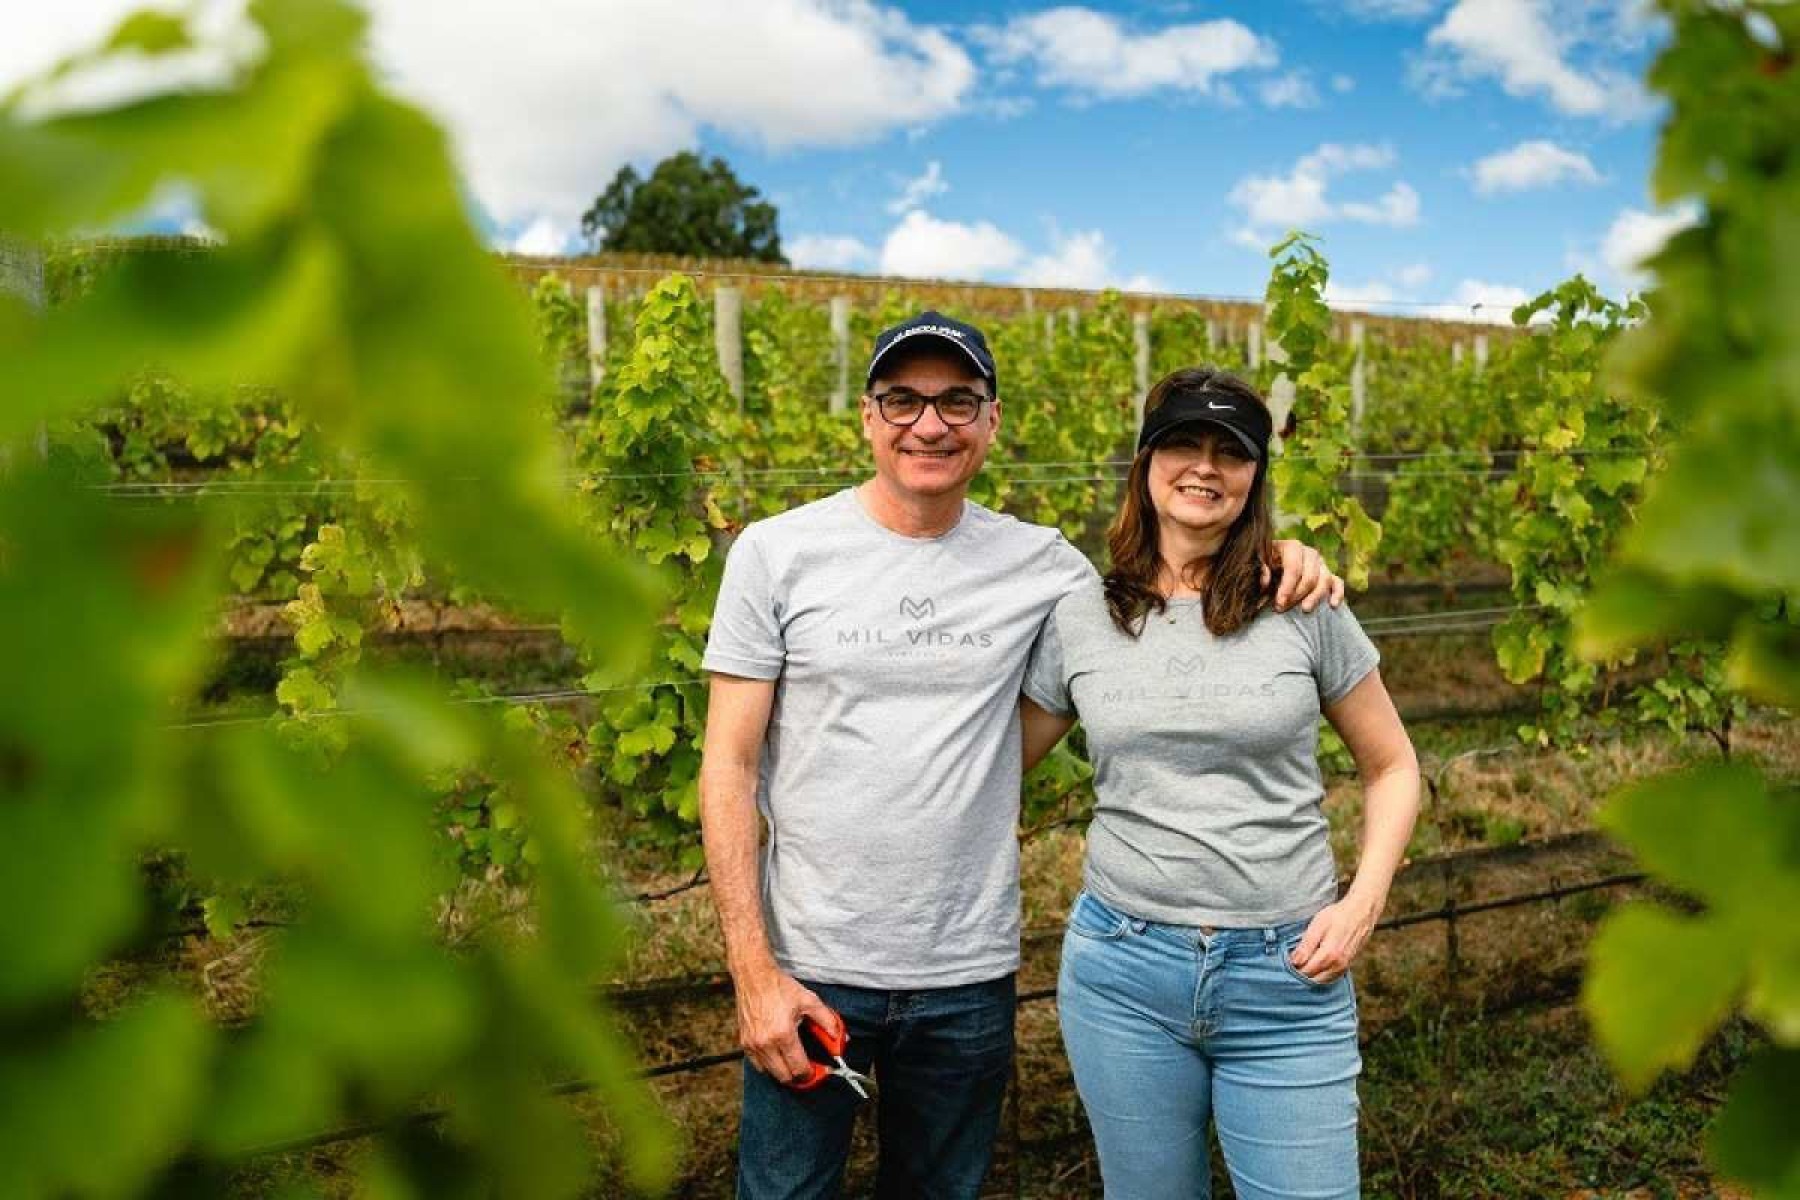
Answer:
[{"left": 1289, "top": 891, "right": 1383, "bottom": 983}]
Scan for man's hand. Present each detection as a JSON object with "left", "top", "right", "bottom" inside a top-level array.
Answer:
[
  {"left": 1288, "top": 890, "right": 1382, "bottom": 984},
  {"left": 1265, "top": 539, "right": 1346, "bottom": 613},
  {"left": 735, "top": 963, "right": 845, "bottom": 1084}
]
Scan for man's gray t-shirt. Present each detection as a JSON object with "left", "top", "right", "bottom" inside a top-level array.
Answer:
[
  {"left": 703, "top": 488, "right": 1096, "bottom": 988},
  {"left": 1023, "top": 582, "right": 1379, "bottom": 927}
]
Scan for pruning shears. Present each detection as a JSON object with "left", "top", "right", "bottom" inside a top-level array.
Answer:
[{"left": 792, "top": 1015, "right": 877, "bottom": 1101}]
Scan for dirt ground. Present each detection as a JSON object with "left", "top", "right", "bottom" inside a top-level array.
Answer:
[
  {"left": 190, "top": 624, "right": 1795, "bottom": 1198},
  {"left": 560, "top": 696, "right": 1798, "bottom": 1198},
  {"left": 574, "top": 846, "right": 1743, "bottom": 1198}
]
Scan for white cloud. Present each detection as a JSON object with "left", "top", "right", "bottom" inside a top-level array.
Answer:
[
  {"left": 1336, "top": 0, "right": 1444, "bottom": 19},
  {"left": 879, "top": 210, "right": 1023, "bottom": 280},
  {"left": 508, "top": 215, "right": 574, "bottom": 257},
  {"left": 1309, "top": 143, "right": 1398, "bottom": 173},
  {"left": 1259, "top": 71, "right": 1320, "bottom": 109},
  {"left": 1396, "top": 262, "right": 1434, "bottom": 289},
  {"left": 372, "top": 0, "right": 974, "bottom": 231},
  {"left": 1470, "top": 139, "right": 1602, "bottom": 194},
  {"left": 1324, "top": 279, "right": 1401, "bottom": 310},
  {"left": 1228, "top": 226, "right": 1274, "bottom": 254},
  {"left": 981, "top": 94, "right": 1036, "bottom": 120},
  {"left": 1331, "top": 73, "right": 1357, "bottom": 93},
  {"left": 1016, "top": 229, "right": 1110, "bottom": 288},
  {"left": 2, "top": 1, "right": 978, "bottom": 239},
  {"left": 1409, "top": 279, "right": 1536, "bottom": 323},
  {"left": 1599, "top": 202, "right": 1701, "bottom": 285},
  {"left": 1232, "top": 172, "right": 1332, "bottom": 229},
  {"left": 979, "top": 7, "right": 1277, "bottom": 100},
  {"left": 873, "top": 213, "right": 1160, "bottom": 291},
  {"left": 888, "top": 161, "right": 949, "bottom": 215},
  {"left": 1341, "top": 181, "right": 1420, "bottom": 225},
  {"left": 1228, "top": 143, "right": 1419, "bottom": 241},
  {"left": 1015, "top": 229, "right": 1164, "bottom": 292},
  {"left": 1326, "top": 267, "right": 1536, "bottom": 324},
  {"left": 2, "top": 2, "right": 259, "bottom": 120},
  {"left": 1419, "top": 0, "right": 1653, "bottom": 120},
  {"left": 789, "top": 233, "right": 875, "bottom": 271}
]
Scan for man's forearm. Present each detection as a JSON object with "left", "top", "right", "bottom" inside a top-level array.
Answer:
[{"left": 699, "top": 762, "right": 778, "bottom": 979}]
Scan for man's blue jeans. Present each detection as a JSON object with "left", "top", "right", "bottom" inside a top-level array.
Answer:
[
  {"left": 1057, "top": 890, "right": 1361, "bottom": 1199},
  {"left": 736, "top": 975, "right": 1015, "bottom": 1199}
]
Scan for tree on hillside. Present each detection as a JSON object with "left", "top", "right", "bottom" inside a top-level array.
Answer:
[{"left": 580, "top": 152, "right": 785, "bottom": 263}]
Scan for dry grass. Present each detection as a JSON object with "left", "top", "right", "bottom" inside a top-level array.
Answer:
[
  {"left": 1328, "top": 709, "right": 1800, "bottom": 864},
  {"left": 157, "top": 626, "right": 1800, "bottom": 1197},
  {"left": 586, "top": 707, "right": 1799, "bottom": 1197}
]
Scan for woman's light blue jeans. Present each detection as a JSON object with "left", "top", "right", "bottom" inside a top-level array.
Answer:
[{"left": 1057, "top": 889, "right": 1362, "bottom": 1199}]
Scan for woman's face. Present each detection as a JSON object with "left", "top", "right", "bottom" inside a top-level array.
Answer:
[{"left": 1147, "top": 425, "right": 1258, "bottom": 543}]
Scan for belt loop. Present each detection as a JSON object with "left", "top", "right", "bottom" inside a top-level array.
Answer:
[{"left": 1263, "top": 927, "right": 1277, "bottom": 953}]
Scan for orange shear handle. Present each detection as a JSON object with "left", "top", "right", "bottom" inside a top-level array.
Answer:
[{"left": 788, "top": 1015, "right": 847, "bottom": 1091}]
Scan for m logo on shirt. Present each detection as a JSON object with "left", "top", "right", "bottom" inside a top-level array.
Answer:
[
  {"left": 899, "top": 596, "right": 936, "bottom": 621},
  {"left": 1165, "top": 655, "right": 1204, "bottom": 676}
]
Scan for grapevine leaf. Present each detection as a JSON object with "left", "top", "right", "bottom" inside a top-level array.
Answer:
[
  {"left": 1599, "top": 765, "right": 1787, "bottom": 906},
  {"left": 1583, "top": 905, "right": 1748, "bottom": 1092},
  {"left": 1576, "top": 569, "right": 1745, "bottom": 660},
  {"left": 1706, "top": 1047, "right": 1800, "bottom": 1199},
  {"left": 1726, "top": 619, "right": 1800, "bottom": 711},
  {"left": 0, "top": 995, "right": 211, "bottom": 1196}
]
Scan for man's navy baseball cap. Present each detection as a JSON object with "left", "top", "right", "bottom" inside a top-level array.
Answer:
[{"left": 865, "top": 310, "right": 998, "bottom": 393}]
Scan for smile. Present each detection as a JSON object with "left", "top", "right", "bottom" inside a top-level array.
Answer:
[
  {"left": 902, "top": 448, "right": 959, "bottom": 459},
  {"left": 1175, "top": 484, "right": 1222, "bottom": 499}
]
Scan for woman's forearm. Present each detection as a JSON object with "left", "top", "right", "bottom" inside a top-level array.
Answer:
[{"left": 1345, "top": 758, "right": 1420, "bottom": 912}]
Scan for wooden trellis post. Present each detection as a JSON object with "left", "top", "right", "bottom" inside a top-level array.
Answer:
[
  {"left": 714, "top": 285, "right": 744, "bottom": 407},
  {"left": 829, "top": 296, "right": 851, "bottom": 414},
  {"left": 1132, "top": 312, "right": 1151, "bottom": 427},
  {"left": 585, "top": 284, "right": 607, "bottom": 388},
  {"left": 0, "top": 236, "right": 47, "bottom": 460}
]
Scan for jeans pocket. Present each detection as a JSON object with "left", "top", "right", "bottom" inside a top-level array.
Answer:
[
  {"left": 1066, "top": 890, "right": 1132, "bottom": 941},
  {"left": 1279, "top": 936, "right": 1342, "bottom": 989}
]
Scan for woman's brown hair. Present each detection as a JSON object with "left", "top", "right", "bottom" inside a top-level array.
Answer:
[{"left": 1103, "top": 366, "right": 1275, "bottom": 638}]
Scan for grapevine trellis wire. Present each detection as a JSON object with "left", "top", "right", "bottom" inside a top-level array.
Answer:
[
  {"left": 220, "top": 828, "right": 1643, "bottom": 1164},
  {"left": 91, "top": 443, "right": 1654, "bottom": 496},
  {"left": 166, "top": 601, "right": 1551, "bottom": 732}
]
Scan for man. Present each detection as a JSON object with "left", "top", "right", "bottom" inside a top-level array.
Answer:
[{"left": 699, "top": 311, "right": 1341, "bottom": 1198}]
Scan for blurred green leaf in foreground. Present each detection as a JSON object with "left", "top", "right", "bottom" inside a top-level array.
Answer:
[
  {"left": 1577, "top": 4, "right": 1800, "bottom": 1197},
  {"left": 0, "top": 0, "right": 670, "bottom": 1195}
]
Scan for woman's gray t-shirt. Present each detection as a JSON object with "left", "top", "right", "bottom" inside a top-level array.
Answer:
[{"left": 1023, "top": 581, "right": 1379, "bottom": 927}]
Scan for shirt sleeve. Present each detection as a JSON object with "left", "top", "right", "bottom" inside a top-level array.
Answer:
[
  {"left": 1022, "top": 607, "right": 1074, "bottom": 717},
  {"left": 1314, "top": 601, "right": 1381, "bottom": 704},
  {"left": 1044, "top": 533, "right": 1100, "bottom": 597},
  {"left": 701, "top": 527, "right": 785, "bottom": 680}
]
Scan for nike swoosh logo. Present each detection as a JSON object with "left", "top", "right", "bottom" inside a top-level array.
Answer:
[{"left": 1207, "top": 401, "right": 1231, "bottom": 410}]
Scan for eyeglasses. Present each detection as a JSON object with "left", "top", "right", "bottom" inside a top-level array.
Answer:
[{"left": 869, "top": 388, "right": 992, "bottom": 427}]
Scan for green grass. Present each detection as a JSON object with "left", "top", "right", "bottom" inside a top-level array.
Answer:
[{"left": 1358, "top": 1007, "right": 1754, "bottom": 1200}]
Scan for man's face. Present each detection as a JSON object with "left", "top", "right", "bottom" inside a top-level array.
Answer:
[{"left": 862, "top": 347, "right": 1001, "bottom": 501}]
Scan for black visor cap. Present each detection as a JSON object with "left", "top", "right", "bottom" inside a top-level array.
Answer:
[{"left": 1136, "top": 386, "right": 1272, "bottom": 459}]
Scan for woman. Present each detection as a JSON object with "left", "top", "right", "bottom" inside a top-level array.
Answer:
[{"left": 1020, "top": 366, "right": 1419, "bottom": 1199}]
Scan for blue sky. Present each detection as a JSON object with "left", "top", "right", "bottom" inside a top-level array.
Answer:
[
  {"left": 7, "top": 1, "right": 1699, "bottom": 321},
  {"left": 700, "top": 0, "right": 1680, "bottom": 318}
]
